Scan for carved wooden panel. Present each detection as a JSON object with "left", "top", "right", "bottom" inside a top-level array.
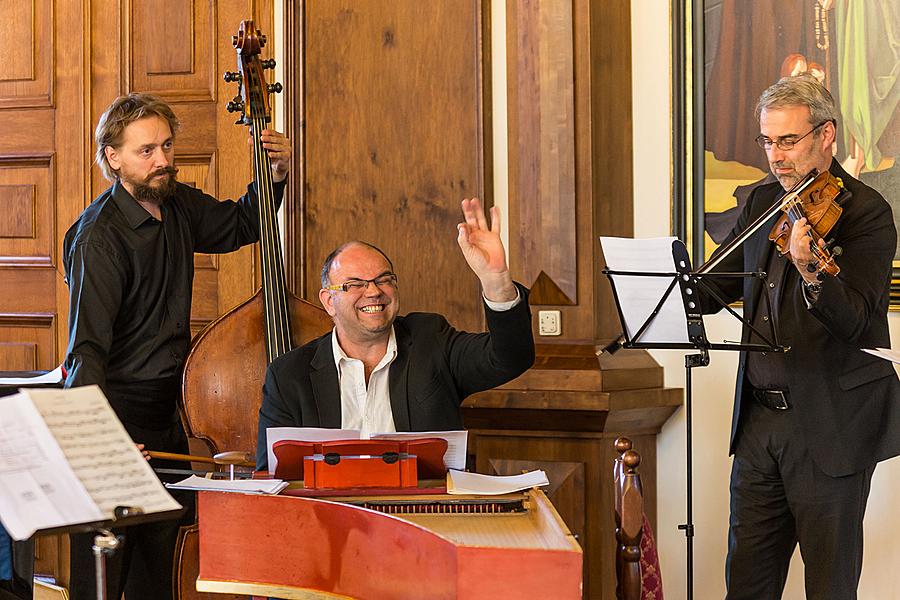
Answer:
[
  {"left": 0, "top": 184, "right": 36, "bottom": 238},
  {"left": 177, "top": 152, "right": 219, "bottom": 271},
  {"left": 507, "top": 0, "right": 577, "bottom": 305},
  {"left": 0, "top": 341, "right": 36, "bottom": 370},
  {"left": 298, "top": 0, "right": 488, "bottom": 332},
  {"left": 0, "top": 0, "right": 53, "bottom": 108},
  {"left": 0, "top": 313, "right": 56, "bottom": 370},
  {"left": 129, "top": 0, "right": 217, "bottom": 102},
  {"left": 0, "top": 155, "right": 55, "bottom": 267}
]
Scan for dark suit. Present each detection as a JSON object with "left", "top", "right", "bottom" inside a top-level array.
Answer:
[
  {"left": 256, "top": 285, "right": 535, "bottom": 470},
  {"left": 703, "top": 160, "right": 900, "bottom": 599}
]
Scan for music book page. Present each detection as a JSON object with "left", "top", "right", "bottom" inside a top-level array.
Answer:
[
  {"left": 266, "top": 427, "right": 468, "bottom": 473},
  {"left": 371, "top": 430, "right": 467, "bottom": 471},
  {"left": 446, "top": 469, "right": 549, "bottom": 495},
  {"left": 863, "top": 348, "right": 900, "bottom": 365},
  {"left": 599, "top": 236, "right": 690, "bottom": 344},
  {"left": 0, "top": 386, "right": 181, "bottom": 540}
]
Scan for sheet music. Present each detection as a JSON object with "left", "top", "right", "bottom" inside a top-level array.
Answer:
[
  {"left": 166, "top": 475, "right": 288, "bottom": 495},
  {"left": 0, "top": 391, "right": 103, "bottom": 540},
  {"left": 863, "top": 348, "right": 900, "bottom": 365},
  {"left": 266, "top": 427, "right": 361, "bottom": 474},
  {"left": 446, "top": 469, "right": 549, "bottom": 495},
  {"left": 371, "top": 430, "right": 467, "bottom": 471},
  {"left": 266, "top": 428, "right": 468, "bottom": 473},
  {"left": 28, "top": 386, "right": 181, "bottom": 518},
  {"left": 599, "top": 236, "right": 690, "bottom": 344},
  {"left": 0, "top": 366, "right": 64, "bottom": 386}
]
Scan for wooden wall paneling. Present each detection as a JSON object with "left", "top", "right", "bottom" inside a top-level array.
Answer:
[
  {"left": 0, "top": 0, "right": 53, "bottom": 109},
  {"left": 0, "top": 155, "right": 55, "bottom": 267},
  {"left": 298, "top": 0, "right": 489, "bottom": 332},
  {"left": 507, "top": 0, "right": 577, "bottom": 306},
  {"left": 129, "top": 0, "right": 216, "bottom": 102},
  {"left": 589, "top": 1, "right": 633, "bottom": 340},
  {"left": 0, "top": 314, "right": 55, "bottom": 371}
]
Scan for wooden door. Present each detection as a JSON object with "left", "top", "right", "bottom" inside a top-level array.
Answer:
[{"left": 1, "top": 0, "right": 274, "bottom": 589}]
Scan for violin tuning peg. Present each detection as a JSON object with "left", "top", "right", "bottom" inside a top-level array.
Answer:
[{"left": 267, "top": 83, "right": 283, "bottom": 94}]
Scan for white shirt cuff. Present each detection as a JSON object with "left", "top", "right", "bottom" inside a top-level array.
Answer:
[{"left": 483, "top": 288, "right": 522, "bottom": 312}]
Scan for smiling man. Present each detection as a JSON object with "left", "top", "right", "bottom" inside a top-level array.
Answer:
[
  {"left": 63, "top": 92, "right": 291, "bottom": 600},
  {"left": 701, "top": 76, "right": 900, "bottom": 599},
  {"left": 255, "top": 198, "right": 535, "bottom": 469}
]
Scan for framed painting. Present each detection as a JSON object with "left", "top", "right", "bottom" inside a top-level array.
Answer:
[{"left": 679, "top": 0, "right": 900, "bottom": 306}]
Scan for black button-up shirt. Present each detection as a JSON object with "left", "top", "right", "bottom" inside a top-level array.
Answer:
[
  {"left": 746, "top": 245, "right": 793, "bottom": 390},
  {"left": 62, "top": 179, "right": 284, "bottom": 422}
]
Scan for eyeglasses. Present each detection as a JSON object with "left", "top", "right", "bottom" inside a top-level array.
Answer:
[
  {"left": 755, "top": 121, "right": 828, "bottom": 151},
  {"left": 324, "top": 272, "right": 398, "bottom": 293}
]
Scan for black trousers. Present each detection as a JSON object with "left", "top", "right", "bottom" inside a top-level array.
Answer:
[
  {"left": 725, "top": 398, "right": 874, "bottom": 600},
  {"left": 69, "top": 418, "right": 194, "bottom": 600}
]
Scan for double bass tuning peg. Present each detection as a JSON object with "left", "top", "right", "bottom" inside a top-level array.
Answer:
[
  {"left": 267, "top": 83, "right": 283, "bottom": 94},
  {"left": 223, "top": 71, "right": 242, "bottom": 83},
  {"left": 226, "top": 100, "right": 245, "bottom": 114},
  {"left": 261, "top": 59, "right": 276, "bottom": 70}
]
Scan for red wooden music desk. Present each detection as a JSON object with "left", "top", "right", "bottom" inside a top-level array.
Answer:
[{"left": 196, "top": 487, "right": 582, "bottom": 599}]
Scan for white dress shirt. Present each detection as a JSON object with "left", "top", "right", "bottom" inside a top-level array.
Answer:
[{"left": 330, "top": 288, "right": 522, "bottom": 436}]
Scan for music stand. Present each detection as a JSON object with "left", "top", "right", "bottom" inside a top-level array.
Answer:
[
  {"left": 600, "top": 237, "right": 784, "bottom": 600},
  {"left": 30, "top": 507, "right": 184, "bottom": 600}
]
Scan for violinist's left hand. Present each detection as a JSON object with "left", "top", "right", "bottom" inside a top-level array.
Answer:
[
  {"left": 249, "top": 129, "right": 291, "bottom": 183},
  {"left": 789, "top": 216, "right": 827, "bottom": 284}
]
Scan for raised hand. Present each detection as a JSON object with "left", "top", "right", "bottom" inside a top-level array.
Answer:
[
  {"left": 249, "top": 129, "right": 292, "bottom": 182},
  {"left": 457, "top": 197, "right": 517, "bottom": 302}
]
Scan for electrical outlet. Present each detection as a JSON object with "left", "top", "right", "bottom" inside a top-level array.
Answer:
[{"left": 538, "top": 310, "right": 561, "bottom": 336}]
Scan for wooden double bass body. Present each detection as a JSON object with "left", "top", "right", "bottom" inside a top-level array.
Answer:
[{"left": 173, "top": 21, "right": 331, "bottom": 600}]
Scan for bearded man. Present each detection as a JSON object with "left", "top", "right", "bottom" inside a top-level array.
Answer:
[{"left": 62, "top": 92, "right": 291, "bottom": 600}]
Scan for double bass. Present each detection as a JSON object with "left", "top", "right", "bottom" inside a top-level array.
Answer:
[
  {"left": 181, "top": 21, "right": 331, "bottom": 460},
  {"left": 172, "top": 22, "right": 331, "bottom": 600}
]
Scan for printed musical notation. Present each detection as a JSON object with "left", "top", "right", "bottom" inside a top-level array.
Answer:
[{"left": 0, "top": 386, "right": 181, "bottom": 540}]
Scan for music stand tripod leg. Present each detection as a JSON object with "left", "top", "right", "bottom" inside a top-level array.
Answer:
[{"left": 91, "top": 529, "right": 120, "bottom": 600}]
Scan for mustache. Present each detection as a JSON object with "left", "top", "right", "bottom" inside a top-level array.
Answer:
[{"left": 145, "top": 166, "right": 178, "bottom": 182}]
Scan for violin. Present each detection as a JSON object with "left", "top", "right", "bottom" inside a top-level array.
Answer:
[
  {"left": 767, "top": 169, "right": 848, "bottom": 278},
  {"left": 698, "top": 168, "right": 849, "bottom": 277}
]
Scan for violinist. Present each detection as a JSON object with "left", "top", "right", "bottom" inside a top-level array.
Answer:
[
  {"left": 62, "top": 93, "right": 292, "bottom": 600},
  {"left": 701, "top": 75, "right": 900, "bottom": 600}
]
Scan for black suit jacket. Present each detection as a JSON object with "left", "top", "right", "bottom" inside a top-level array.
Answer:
[
  {"left": 256, "top": 285, "right": 535, "bottom": 469},
  {"left": 702, "top": 160, "right": 900, "bottom": 477}
]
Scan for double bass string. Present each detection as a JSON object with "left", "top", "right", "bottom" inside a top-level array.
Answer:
[{"left": 252, "top": 114, "right": 291, "bottom": 362}]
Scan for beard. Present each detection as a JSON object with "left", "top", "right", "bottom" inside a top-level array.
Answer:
[{"left": 124, "top": 166, "right": 179, "bottom": 203}]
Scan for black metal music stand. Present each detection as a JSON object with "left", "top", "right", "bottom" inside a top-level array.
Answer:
[
  {"left": 30, "top": 507, "right": 183, "bottom": 600},
  {"left": 601, "top": 238, "right": 785, "bottom": 600}
]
